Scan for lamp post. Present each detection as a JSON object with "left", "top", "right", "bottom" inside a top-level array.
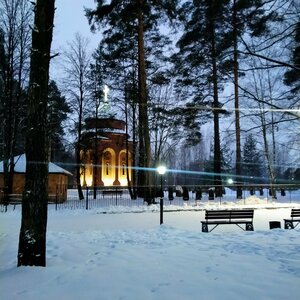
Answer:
[{"left": 157, "top": 165, "right": 166, "bottom": 225}]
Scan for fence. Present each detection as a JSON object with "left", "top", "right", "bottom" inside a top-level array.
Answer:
[{"left": 1, "top": 184, "right": 300, "bottom": 212}]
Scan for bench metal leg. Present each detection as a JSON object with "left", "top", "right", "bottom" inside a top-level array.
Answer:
[
  {"left": 245, "top": 222, "right": 254, "bottom": 231},
  {"left": 284, "top": 220, "right": 294, "bottom": 229},
  {"left": 202, "top": 223, "right": 208, "bottom": 233}
]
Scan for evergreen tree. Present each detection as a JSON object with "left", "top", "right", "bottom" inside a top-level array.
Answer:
[
  {"left": 86, "top": 0, "right": 179, "bottom": 201},
  {"left": 47, "top": 80, "right": 71, "bottom": 162},
  {"left": 242, "top": 134, "right": 262, "bottom": 183},
  {"left": 229, "top": 0, "right": 278, "bottom": 198},
  {"left": 284, "top": 18, "right": 300, "bottom": 94},
  {"left": 174, "top": 0, "right": 232, "bottom": 196},
  {"left": 0, "top": 28, "right": 6, "bottom": 159},
  {"left": 203, "top": 142, "right": 232, "bottom": 189},
  {"left": 221, "top": 142, "right": 233, "bottom": 175}
]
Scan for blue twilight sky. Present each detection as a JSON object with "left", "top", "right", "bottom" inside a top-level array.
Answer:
[
  {"left": 50, "top": 0, "right": 101, "bottom": 80},
  {"left": 52, "top": 0, "right": 100, "bottom": 53}
]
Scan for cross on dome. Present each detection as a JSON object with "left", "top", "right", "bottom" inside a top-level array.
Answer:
[{"left": 103, "top": 85, "right": 110, "bottom": 102}]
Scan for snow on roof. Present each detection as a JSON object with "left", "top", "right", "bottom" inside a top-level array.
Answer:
[{"left": 0, "top": 154, "right": 72, "bottom": 175}]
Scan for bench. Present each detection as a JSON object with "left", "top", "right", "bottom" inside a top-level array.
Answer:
[
  {"left": 201, "top": 209, "right": 254, "bottom": 232},
  {"left": 102, "top": 190, "right": 123, "bottom": 198},
  {"left": 284, "top": 209, "right": 300, "bottom": 229},
  {"left": 2, "top": 194, "right": 61, "bottom": 208},
  {"left": 6, "top": 194, "right": 22, "bottom": 210}
]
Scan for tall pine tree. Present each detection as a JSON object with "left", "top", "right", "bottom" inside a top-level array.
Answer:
[
  {"left": 86, "top": 0, "right": 179, "bottom": 202},
  {"left": 174, "top": 0, "right": 232, "bottom": 196},
  {"left": 284, "top": 18, "right": 300, "bottom": 94},
  {"left": 229, "top": 0, "right": 278, "bottom": 198},
  {"left": 242, "top": 134, "right": 262, "bottom": 183}
]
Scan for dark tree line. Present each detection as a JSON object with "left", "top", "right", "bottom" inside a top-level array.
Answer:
[
  {"left": 0, "top": 0, "right": 70, "bottom": 201},
  {"left": 83, "top": 0, "right": 296, "bottom": 196}
]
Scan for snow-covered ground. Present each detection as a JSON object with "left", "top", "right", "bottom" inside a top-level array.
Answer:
[{"left": 1, "top": 198, "right": 300, "bottom": 300}]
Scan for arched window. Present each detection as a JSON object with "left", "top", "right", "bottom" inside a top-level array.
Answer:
[
  {"left": 102, "top": 148, "right": 115, "bottom": 186},
  {"left": 119, "top": 150, "right": 131, "bottom": 186},
  {"left": 106, "top": 162, "right": 110, "bottom": 175}
]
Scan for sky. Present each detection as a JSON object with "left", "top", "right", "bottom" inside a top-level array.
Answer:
[
  {"left": 1, "top": 201, "right": 300, "bottom": 300},
  {"left": 53, "top": 0, "right": 99, "bottom": 51},
  {"left": 50, "top": 0, "right": 100, "bottom": 80}
]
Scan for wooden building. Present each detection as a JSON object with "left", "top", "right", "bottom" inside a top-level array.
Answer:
[
  {"left": 0, "top": 154, "right": 72, "bottom": 202},
  {"left": 80, "top": 117, "right": 133, "bottom": 187}
]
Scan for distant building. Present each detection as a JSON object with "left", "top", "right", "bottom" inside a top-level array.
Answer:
[
  {"left": 0, "top": 154, "right": 72, "bottom": 202},
  {"left": 80, "top": 117, "right": 133, "bottom": 187}
]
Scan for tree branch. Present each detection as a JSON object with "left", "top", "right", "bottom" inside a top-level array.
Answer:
[{"left": 239, "top": 40, "right": 300, "bottom": 71}]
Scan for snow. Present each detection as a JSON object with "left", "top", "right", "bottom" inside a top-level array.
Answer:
[
  {"left": 0, "top": 154, "right": 72, "bottom": 175},
  {"left": 1, "top": 199, "right": 300, "bottom": 300}
]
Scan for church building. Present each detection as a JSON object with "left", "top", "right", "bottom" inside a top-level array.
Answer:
[
  {"left": 80, "top": 85, "right": 133, "bottom": 187},
  {"left": 80, "top": 117, "right": 133, "bottom": 187}
]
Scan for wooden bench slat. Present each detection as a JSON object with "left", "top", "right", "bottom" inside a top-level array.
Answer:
[
  {"left": 204, "top": 215, "right": 253, "bottom": 220},
  {"left": 205, "top": 210, "right": 254, "bottom": 213},
  {"left": 205, "top": 210, "right": 253, "bottom": 220},
  {"left": 291, "top": 210, "right": 300, "bottom": 217},
  {"left": 202, "top": 209, "right": 254, "bottom": 232},
  {"left": 205, "top": 211, "right": 254, "bottom": 215},
  {"left": 205, "top": 212, "right": 253, "bottom": 215},
  {"left": 205, "top": 220, "right": 253, "bottom": 224}
]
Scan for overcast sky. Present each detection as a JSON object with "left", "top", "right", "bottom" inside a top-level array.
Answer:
[
  {"left": 50, "top": 0, "right": 100, "bottom": 79},
  {"left": 53, "top": 0, "right": 99, "bottom": 51}
]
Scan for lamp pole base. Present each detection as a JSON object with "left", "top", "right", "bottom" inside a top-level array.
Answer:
[{"left": 160, "top": 197, "right": 163, "bottom": 225}]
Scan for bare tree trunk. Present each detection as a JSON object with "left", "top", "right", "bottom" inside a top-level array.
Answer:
[
  {"left": 64, "top": 34, "right": 91, "bottom": 200},
  {"left": 124, "top": 87, "right": 134, "bottom": 199},
  {"left": 268, "top": 70, "right": 277, "bottom": 199},
  {"left": 93, "top": 101, "right": 98, "bottom": 200},
  {"left": 132, "top": 100, "right": 137, "bottom": 199},
  {"left": 2, "top": 0, "right": 16, "bottom": 205},
  {"left": 137, "top": 0, "right": 152, "bottom": 202},
  {"left": 17, "top": 0, "right": 55, "bottom": 267},
  {"left": 211, "top": 21, "right": 222, "bottom": 198},
  {"left": 260, "top": 112, "right": 276, "bottom": 198},
  {"left": 1, "top": 0, "right": 32, "bottom": 206},
  {"left": 76, "top": 100, "right": 84, "bottom": 200},
  {"left": 233, "top": 0, "right": 242, "bottom": 199}
]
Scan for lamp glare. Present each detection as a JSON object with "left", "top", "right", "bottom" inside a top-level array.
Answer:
[{"left": 157, "top": 166, "right": 166, "bottom": 175}]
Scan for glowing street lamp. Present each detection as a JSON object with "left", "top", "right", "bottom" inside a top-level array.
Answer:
[
  {"left": 157, "top": 166, "right": 167, "bottom": 176},
  {"left": 227, "top": 178, "right": 233, "bottom": 185},
  {"left": 157, "top": 165, "right": 167, "bottom": 225}
]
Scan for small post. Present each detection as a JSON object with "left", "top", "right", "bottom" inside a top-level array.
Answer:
[
  {"left": 160, "top": 196, "right": 163, "bottom": 225},
  {"left": 115, "top": 186, "right": 118, "bottom": 206},
  {"left": 86, "top": 186, "right": 89, "bottom": 210}
]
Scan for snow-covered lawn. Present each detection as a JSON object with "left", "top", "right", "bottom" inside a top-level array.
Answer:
[{"left": 1, "top": 200, "right": 300, "bottom": 300}]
